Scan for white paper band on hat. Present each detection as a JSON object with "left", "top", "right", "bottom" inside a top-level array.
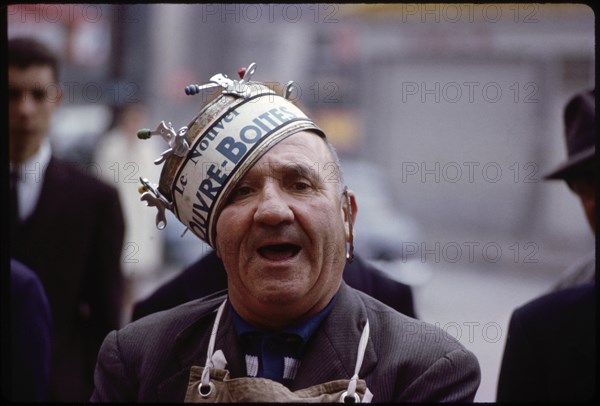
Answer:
[{"left": 170, "top": 93, "right": 323, "bottom": 246}]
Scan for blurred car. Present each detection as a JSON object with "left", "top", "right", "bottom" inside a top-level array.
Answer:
[
  {"left": 341, "top": 159, "right": 432, "bottom": 286},
  {"left": 341, "top": 159, "right": 422, "bottom": 260}
]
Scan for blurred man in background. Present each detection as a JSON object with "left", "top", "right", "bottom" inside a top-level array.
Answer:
[
  {"left": 9, "top": 36, "right": 125, "bottom": 401},
  {"left": 547, "top": 89, "right": 596, "bottom": 291},
  {"left": 497, "top": 89, "right": 596, "bottom": 402}
]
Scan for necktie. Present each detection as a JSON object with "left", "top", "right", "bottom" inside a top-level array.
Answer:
[{"left": 240, "top": 332, "right": 303, "bottom": 382}]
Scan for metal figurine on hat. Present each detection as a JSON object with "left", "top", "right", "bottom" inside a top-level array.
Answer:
[
  {"left": 184, "top": 62, "right": 298, "bottom": 101},
  {"left": 184, "top": 62, "right": 257, "bottom": 98}
]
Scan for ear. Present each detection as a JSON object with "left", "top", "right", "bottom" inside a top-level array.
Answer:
[
  {"left": 341, "top": 188, "right": 358, "bottom": 240},
  {"left": 56, "top": 86, "right": 64, "bottom": 105},
  {"left": 46, "top": 83, "right": 65, "bottom": 107},
  {"left": 48, "top": 84, "right": 63, "bottom": 112}
]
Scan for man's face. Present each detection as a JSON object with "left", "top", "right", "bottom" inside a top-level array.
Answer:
[
  {"left": 215, "top": 131, "right": 357, "bottom": 328},
  {"left": 9, "top": 65, "right": 61, "bottom": 162}
]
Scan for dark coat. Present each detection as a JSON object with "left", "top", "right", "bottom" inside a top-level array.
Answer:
[
  {"left": 92, "top": 283, "right": 480, "bottom": 402},
  {"left": 497, "top": 282, "right": 596, "bottom": 401},
  {"left": 11, "top": 157, "right": 125, "bottom": 402},
  {"left": 132, "top": 251, "right": 417, "bottom": 321},
  {"left": 8, "top": 259, "right": 52, "bottom": 402}
]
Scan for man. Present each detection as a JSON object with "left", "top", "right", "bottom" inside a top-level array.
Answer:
[
  {"left": 9, "top": 37, "right": 125, "bottom": 401},
  {"left": 92, "top": 65, "right": 480, "bottom": 402},
  {"left": 131, "top": 250, "right": 417, "bottom": 322},
  {"left": 547, "top": 89, "right": 596, "bottom": 291},
  {"left": 497, "top": 89, "right": 596, "bottom": 402}
]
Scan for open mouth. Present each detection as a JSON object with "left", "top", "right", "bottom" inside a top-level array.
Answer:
[{"left": 257, "top": 243, "right": 301, "bottom": 261}]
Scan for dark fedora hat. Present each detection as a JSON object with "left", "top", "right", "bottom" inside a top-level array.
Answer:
[{"left": 545, "top": 89, "right": 595, "bottom": 180}]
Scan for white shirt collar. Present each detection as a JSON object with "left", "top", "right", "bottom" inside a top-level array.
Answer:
[{"left": 12, "top": 138, "right": 52, "bottom": 221}]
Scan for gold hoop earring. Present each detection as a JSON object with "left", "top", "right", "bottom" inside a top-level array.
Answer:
[{"left": 344, "top": 186, "right": 354, "bottom": 263}]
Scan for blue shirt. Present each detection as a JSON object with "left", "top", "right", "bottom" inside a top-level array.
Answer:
[{"left": 230, "top": 295, "right": 337, "bottom": 383}]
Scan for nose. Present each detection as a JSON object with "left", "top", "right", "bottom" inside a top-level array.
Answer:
[{"left": 253, "top": 182, "right": 294, "bottom": 226}]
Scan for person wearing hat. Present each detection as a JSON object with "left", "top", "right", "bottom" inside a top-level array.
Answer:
[
  {"left": 91, "top": 65, "right": 481, "bottom": 402},
  {"left": 496, "top": 89, "right": 596, "bottom": 402},
  {"left": 546, "top": 89, "right": 596, "bottom": 290}
]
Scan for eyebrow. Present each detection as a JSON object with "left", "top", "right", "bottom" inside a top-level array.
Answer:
[{"left": 262, "top": 162, "right": 319, "bottom": 181}]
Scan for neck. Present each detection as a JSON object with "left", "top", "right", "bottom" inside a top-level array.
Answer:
[{"left": 229, "top": 288, "right": 338, "bottom": 331}]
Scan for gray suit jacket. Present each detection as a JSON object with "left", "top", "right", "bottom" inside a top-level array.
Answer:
[{"left": 91, "top": 283, "right": 480, "bottom": 402}]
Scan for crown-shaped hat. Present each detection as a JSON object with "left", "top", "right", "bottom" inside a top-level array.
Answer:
[{"left": 137, "top": 63, "right": 325, "bottom": 247}]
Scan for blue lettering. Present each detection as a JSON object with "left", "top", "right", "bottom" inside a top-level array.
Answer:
[
  {"left": 216, "top": 136, "right": 247, "bottom": 164},
  {"left": 240, "top": 125, "right": 262, "bottom": 143}
]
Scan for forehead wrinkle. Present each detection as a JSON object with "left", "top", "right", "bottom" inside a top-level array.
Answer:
[
  {"left": 274, "top": 162, "right": 315, "bottom": 179},
  {"left": 244, "top": 161, "right": 320, "bottom": 185}
]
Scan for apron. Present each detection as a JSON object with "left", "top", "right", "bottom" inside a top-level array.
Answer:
[{"left": 184, "top": 299, "right": 374, "bottom": 403}]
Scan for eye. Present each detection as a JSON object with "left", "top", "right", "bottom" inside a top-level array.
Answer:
[
  {"left": 229, "top": 185, "right": 253, "bottom": 202},
  {"left": 291, "top": 180, "right": 312, "bottom": 192},
  {"left": 32, "top": 89, "right": 47, "bottom": 102}
]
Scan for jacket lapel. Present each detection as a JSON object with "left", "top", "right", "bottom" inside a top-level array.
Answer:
[{"left": 291, "top": 283, "right": 378, "bottom": 390}]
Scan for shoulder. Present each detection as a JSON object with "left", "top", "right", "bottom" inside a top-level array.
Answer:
[
  {"left": 336, "top": 285, "right": 480, "bottom": 401},
  {"left": 10, "top": 259, "right": 50, "bottom": 309},
  {"left": 98, "top": 295, "right": 225, "bottom": 378},
  {"left": 344, "top": 285, "right": 476, "bottom": 360},
  {"left": 93, "top": 294, "right": 227, "bottom": 400},
  {"left": 115, "top": 293, "right": 226, "bottom": 351},
  {"left": 11, "top": 259, "right": 43, "bottom": 289},
  {"left": 513, "top": 283, "right": 595, "bottom": 322},
  {"left": 10, "top": 260, "right": 52, "bottom": 330},
  {"left": 506, "top": 283, "right": 596, "bottom": 343}
]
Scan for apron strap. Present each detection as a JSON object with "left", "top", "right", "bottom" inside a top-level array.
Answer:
[
  {"left": 343, "top": 319, "right": 370, "bottom": 402},
  {"left": 200, "top": 299, "right": 228, "bottom": 390}
]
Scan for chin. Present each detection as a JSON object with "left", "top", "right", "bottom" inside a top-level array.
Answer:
[{"left": 254, "top": 284, "right": 307, "bottom": 305}]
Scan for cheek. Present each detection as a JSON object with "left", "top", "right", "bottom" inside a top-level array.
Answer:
[
  {"left": 216, "top": 209, "right": 242, "bottom": 249},
  {"left": 303, "top": 203, "right": 347, "bottom": 249}
]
